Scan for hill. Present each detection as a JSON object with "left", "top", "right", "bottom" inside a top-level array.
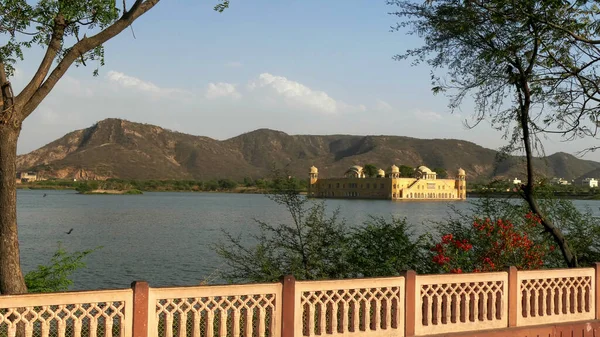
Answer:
[{"left": 16, "top": 118, "right": 600, "bottom": 181}]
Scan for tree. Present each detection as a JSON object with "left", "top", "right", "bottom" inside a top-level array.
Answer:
[
  {"left": 243, "top": 177, "right": 255, "bottom": 187},
  {"left": 398, "top": 165, "right": 414, "bottom": 178},
  {"left": 0, "top": 0, "right": 230, "bottom": 294},
  {"left": 432, "top": 167, "right": 447, "bottom": 179},
  {"left": 388, "top": 0, "right": 587, "bottom": 267},
  {"left": 215, "top": 171, "right": 349, "bottom": 282},
  {"left": 517, "top": 3, "right": 600, "bottom": 155},
  {"left": 363, "top": 164, "right": 378, "bottom": 177},
  {"left": 218, "top": 178, "right": 238, "bottom": 190}
]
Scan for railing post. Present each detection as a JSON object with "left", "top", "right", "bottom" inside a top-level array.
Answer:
[
  {"left": 507, "top": 266, "right": 518, "bottom": 328},
  {"left": 281, "top": 275, "right": 296, "bottom": 337},
  {"left": 595, "top": 263, "right": 600, "bottom": 319},
  {"left": 404, "top": 270, "right": 416, "bottom": 337},
  {"left": 131, "top": 281, "right": 150, "bottom": 337}
]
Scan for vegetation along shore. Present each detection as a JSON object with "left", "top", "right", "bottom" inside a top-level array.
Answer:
[{"left": 16, "top": 177, "right": 600, "bottom": 200}]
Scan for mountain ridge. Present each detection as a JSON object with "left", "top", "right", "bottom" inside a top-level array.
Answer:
[{"left": 17, "top": 118, "right": 600, "bottom": 182}]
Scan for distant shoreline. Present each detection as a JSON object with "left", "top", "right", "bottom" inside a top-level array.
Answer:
[
  {"left": 16, "top": 184, "right": 599, "bottom": 200},
  {"left": 466, "top": 191, "right": 600, "bottom": 200},
  {"left": 78, "top": 189, "right": 143, "bottom": 195},
  {"left": 16, "top": 184, "right": 290, "bottom": 195}
]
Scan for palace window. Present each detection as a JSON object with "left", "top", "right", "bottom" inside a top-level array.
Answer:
[
  {"left": 337, "top": 183, "right": 340, "bottom": 188},
  {"left": 380, "top": 183, "right": 384, "bottom": 188}
]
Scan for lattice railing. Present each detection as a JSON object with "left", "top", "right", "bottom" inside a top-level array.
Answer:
[
  {"left": 0, "top": 289, "right": 133, "bottom": 337},
  {"left": 517, "top": 268, "right": 595, "bottom": 326},
  {"left": 415, "top": 272, "right": 508, "bottom": 335},
  {"left": 294, "top": 277, "right": 405, "bottom": 337},
  {"left": 149, "top": 284, "right": 282, "bottom": 337}
]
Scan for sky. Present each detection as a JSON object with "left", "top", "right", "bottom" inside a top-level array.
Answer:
[{"left": 8, "top": 0, "right": 600, "bottom": 160}]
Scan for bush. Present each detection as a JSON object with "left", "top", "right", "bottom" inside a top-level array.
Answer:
[
  {"left": 346, "top": 216, "right": 429, "bottom": 276},
  {"left": 429, "top": 214, "right": 551, "bottom": 273},
  {"left": 75, "top": 182, "right": 93, "bottom": 193},
  {"left": 218, "top": 179, "right": 238, "bottom": 190},
  {"left": 25, "top": 244, "right": 99, "bottom": 293}
]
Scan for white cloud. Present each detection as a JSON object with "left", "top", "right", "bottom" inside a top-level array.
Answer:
[
  {"left": 248, "top": 73, "right": 363, "bottom": 114},
  {"left": 105, "top": 71, "right": 191, "bottom": 99},
  {"left": 374, "top": 100, "right": 394, "bottom": 113},
  {"left": 106, "top": 71, "right": 161, "bottom": 93},
  {"left": 205, "top": 82, "right": 241, "bottom": 100},
  {"left": 414, "top": 109, "right": 443, "bottom": 122},
  {"left": 225, "top": 61, "right": 243, "bottom": 68}
]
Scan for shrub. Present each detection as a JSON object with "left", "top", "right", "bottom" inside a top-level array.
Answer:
[
  {"left": 25, "top": 244, "right": 99, "bottom": 293},
  {"left": 430, "top": 214, "right": 551, "bottom": 273},
  {"left": 346, "top": 216, "right": 428, "bottom": 276}
]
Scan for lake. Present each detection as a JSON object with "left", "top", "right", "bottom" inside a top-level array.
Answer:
[{"left": 17, "top": 190, "right": 600, "bottom": 290}]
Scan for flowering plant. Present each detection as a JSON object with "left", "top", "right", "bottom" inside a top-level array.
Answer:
[{"left": 430, "top": 212, "right": 552, "bottom": 273}]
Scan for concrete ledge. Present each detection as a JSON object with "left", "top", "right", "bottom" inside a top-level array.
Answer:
[{"left": 421, "top": 320, "right": 600, "bottom": 337}]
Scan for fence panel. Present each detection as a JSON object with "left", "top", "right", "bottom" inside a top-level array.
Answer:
[
  {"left": 517, "top": 268, "right": 595, "bottom": 326},
  {"left": 415, "top": 272, "right": 508, "bottom": 335},
  {"left": 294, "top": 277, "right": 405, "bottom": 337},
  {"left": 0, "top": 289, "right": 133, "bottom": 337},
  {"left": 148, "top": 284, "right": 282, "bottom": 337}
]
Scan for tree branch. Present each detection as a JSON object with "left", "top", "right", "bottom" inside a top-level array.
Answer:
[
  {"left": 19, "top": 0, "right": 158, "bottom": 120},
  {"left": 14, "top": 14, "right": 67, "bottom": 107},
  {"left": 0, "top": 62, "right": 17, "bottom": 128}
]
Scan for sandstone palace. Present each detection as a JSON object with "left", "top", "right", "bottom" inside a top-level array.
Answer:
[{"left": 308, "top": 165, "right": 466, "bottom": 200}]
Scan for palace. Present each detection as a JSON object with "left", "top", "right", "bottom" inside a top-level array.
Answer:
[{"left": 307, "top": 165, "right": 466, "bottom": 200}]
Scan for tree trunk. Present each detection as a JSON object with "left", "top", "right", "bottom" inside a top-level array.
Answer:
[
  {"left": 0, "top": 124, "right": 27, "bottom": 294},
  {"left": 518, "top": 80, "right": 578, "bottom": 268}
]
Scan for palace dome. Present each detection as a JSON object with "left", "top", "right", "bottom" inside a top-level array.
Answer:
[
  {"left": 377, "top": 169, "right": 385, "bottom": 177},
  {"left": 310, "top": 166, "right": 318, "bottom": 173},
  {"left": 348, "top": 165, "right": 363, "bottom": 172},
  {"left": 417, "top": 166, "right": 433, "bottom": 173},
  {"left": 458, "top": 168, "right": 466, "bottom": 175},
  {"left": 389, "top": 165, "right": 399, "bottom": 173}
]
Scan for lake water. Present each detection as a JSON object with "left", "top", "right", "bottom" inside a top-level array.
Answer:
[{"left": 17, "top": 190, "right": 600, "bottom": 290}]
